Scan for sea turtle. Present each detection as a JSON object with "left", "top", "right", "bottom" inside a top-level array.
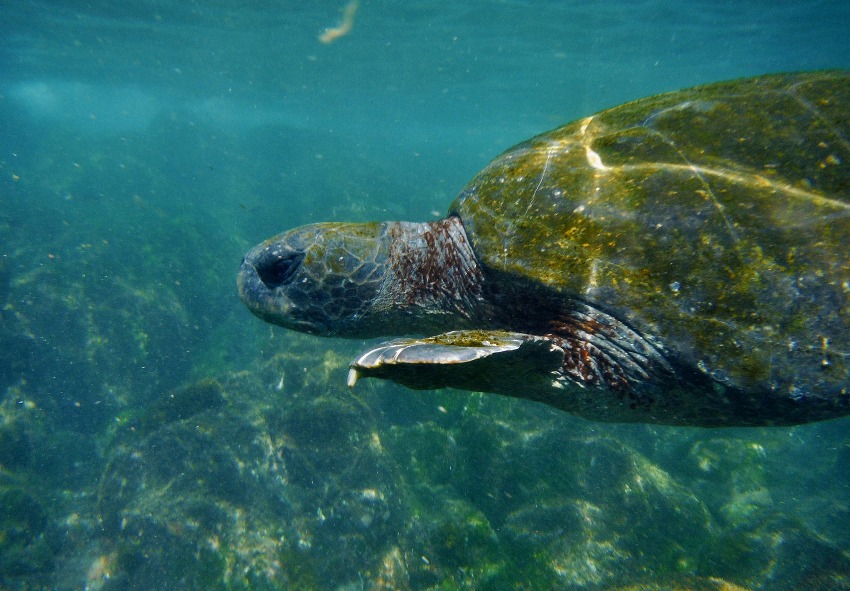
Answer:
[{"left": 238, "top": 71, "right": 850, "bottom": 427}]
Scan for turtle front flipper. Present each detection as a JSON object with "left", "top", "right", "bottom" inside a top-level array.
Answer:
[{"left": 348, "top": 330, "right": 565, "bottom": 396}]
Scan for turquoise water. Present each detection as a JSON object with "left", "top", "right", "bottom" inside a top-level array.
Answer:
[{"left": 1, "top": 1, "right": 850, "bottom": 589}]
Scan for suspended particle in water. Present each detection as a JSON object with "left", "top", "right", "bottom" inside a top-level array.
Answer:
[{"left": 319, "top": 0, "right": 359, "bottom": 44}]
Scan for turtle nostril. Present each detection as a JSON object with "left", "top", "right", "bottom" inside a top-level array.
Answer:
[{"left": 257, "top": 253, "right": 305, "bottom": 289}]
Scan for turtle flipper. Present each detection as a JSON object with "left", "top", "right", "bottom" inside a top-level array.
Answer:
[{"left": 348, "top": 330, "right": 565, "bottom": 395}]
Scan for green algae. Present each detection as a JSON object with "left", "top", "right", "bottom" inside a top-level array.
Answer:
[{"left": 454, "top": 72, "right": 850, "bottom": 404}]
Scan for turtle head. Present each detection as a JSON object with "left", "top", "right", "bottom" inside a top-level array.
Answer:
[
  {"left": 238, "top": 222, "right": 389, "bottom": 337},
  {"left": 238, "top": 217, "right": 486, "bottom": 338}
]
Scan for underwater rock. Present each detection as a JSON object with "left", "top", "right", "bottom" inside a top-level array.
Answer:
[
  {"left": 0, "top": 414, "right": 31, "bottom": 473},
  {"left": 497, "top": 433, "right": 714, "bottom": 588},
  {"left": 2, "top": 259, "right": 193, "bottom": 433},
  {"left": 96, "top": 372, "right": 411, "bottom": 591},
  {"left": 685, "top": 437, "right": 774, "bottom": 527},
  {"left": 132, "top": 378, "right": 226, "bottom": 434},
  {"left": 424, "top": 498, "right": 500, "bottom": 569},
  {"left": 380, "top": 406, "right": 721, "bottom": 589},
  {"left": 383, "top": 421, "right": 459, "bottom": 487},
  {"left": 0, "top": 137, "right": 244, "bottom": 434},
  {"left": 701, "top": 515, "right": 850, "bottom": 590},
  {"left": 600, "top": 579, "right": 752, "bottom": 591},
  {"left": 97, "top": 374, "right": 291, "bottom": 589},
  {"left": 0, "top": 244, "right": 9, "bottom": 307},
  {"left": 395, "top": 498, "right": 502, "bottom": 590},
  {"left": 0, "top": 484, "right": 56, "bottom": 581},
  {"left": 273, "top": 388, "right": 410, "bottom": 588}
]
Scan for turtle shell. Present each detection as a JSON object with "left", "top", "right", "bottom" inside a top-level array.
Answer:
[{"left": 451, "top": 72, "right": 850, "bottom": 403}]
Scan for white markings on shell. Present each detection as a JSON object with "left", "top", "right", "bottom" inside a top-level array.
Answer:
[
  {"left": 579, "top": 115, "right": 609, "bottom": 171},
  {"left": 585, "top": 146, "right": 608, "bottom": 171}
]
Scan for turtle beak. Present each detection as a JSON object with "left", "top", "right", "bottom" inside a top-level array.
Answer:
[
  {"left": 237, "top": 242, "right": 293, "bottom": 316},
  {"left": 237, "top": 254, "right": 284, "bottom": 319}
]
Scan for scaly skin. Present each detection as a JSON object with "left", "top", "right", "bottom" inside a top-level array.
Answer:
[{"left": 238, "top": 217, "right": 486, "bottom": 337}]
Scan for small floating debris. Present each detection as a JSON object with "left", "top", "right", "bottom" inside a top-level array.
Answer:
[{"left": 319, "top": 0, "right": 359, "bottom": 44}]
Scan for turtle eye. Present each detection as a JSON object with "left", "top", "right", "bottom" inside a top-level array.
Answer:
[{"left": 257, "top": 252, "right": 305, "bottom": 289}]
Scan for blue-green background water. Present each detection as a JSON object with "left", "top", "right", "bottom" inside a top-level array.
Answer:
[{"left": 2, "top": 1, "right": 850, "bottom": 590}]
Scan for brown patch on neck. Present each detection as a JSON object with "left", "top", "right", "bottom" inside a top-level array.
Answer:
[{"left": 381, "top": 217, "right": 486, "bottom": 328}]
